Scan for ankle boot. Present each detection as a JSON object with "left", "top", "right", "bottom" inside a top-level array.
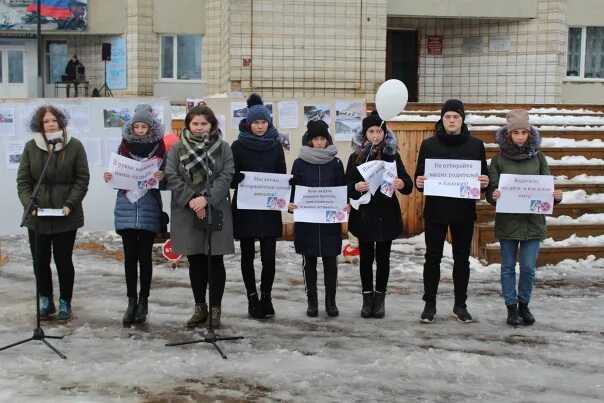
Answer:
[
  {"left": 518, "top": 302, "right": 535, "bottom": 325},
  {"left": 247, "top": 292, "right": 265, "bottom": 319},
  {"left": 211, "top": 306, "right": 221, "bottom": 328},
  {"left": 133, "top": 297, "right": 148, "bottom": 324},
  {"left": 122, "top": 297, "right": 137, "bottom": 325},
  {"left": 186, "top": 302, "right": 209, "bottom": 327},
  {"left": 373, "top": 291, "right": 385, "bottom": 318},
  {"left": 260, "top": 291, "right": 274, "bottom": 318},
  {"left": 361, "top": 291, "right": 374, "bottom": 318},
  {"left": 306, "top": 293, "right": 318, "bottom": 317},
  {"left": 506, "top": 304, "right": 520, "bottom": 326},
  {"left": 40, "top": 296, "right": 56, "bottom": 320},
  {"left": 325, "top": 291, "right": 339, "bottom": 317}
]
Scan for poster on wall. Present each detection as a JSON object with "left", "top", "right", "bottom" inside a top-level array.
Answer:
[
  {"left": 103, "top": 108, "right": 131, "bottom": 128},
  {"left": 4, "top": 141, "right": 26, "bottom": 169},
  {"left": 462, "top": 36, "right": 484, "bottom": 53},
  {"left": 0, "top": 108, "right": 16, "bottom": 136},
  {"left": 304, "top": 104, "right": 331, "bottom": 125},
  {"left": 427, "top": 36, "right": 443, "bottom": 55},
  {"left": 489, "top": 36, "right": 511, "bottom": 52},
  {"left": 335, "top": 100, "right": 363, "bottom": 141},
  {"left": 67, "top": 105, "right": 91, "bottom": 134},
  {"left": 278, "top": 100, "right": 298, "bottom": 129},
  {"left": 106, "top": 37, "right": 127, "bottom": 90},
  {"left": 231, "top": 101, "right": 273, "bottom": 129},
  {"left": 0, "top": 0, "right": 89, "bottom": 31}
]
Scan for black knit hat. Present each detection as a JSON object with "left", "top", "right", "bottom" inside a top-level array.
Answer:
[
  {"left": 440, "top": 99, "right": 465, "bottom": 121},
  {"left": 362, "top": 111, "right": 384, "bottom": 136},
  {"left": 304, "top": 119, "right": 333, "bottom": 144}
]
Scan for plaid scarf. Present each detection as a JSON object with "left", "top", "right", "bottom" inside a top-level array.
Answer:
[{"left": 178, "top": 128, "right": 222, "bottom": 185}]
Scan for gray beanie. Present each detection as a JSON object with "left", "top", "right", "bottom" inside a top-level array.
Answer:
[
  {"left": 132, "top": 104, "right": 154, "bottom": 126},
  {"left": 506, "top": 109, "right": 530, "bottom": 132}
]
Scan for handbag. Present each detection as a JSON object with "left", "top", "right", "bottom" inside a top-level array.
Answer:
[{"left": 192, "top": 206, "right": 223, "bottom": 232}]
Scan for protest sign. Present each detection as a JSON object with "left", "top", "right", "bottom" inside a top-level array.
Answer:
[
  {"left": 237, "top": 171, "right": 292, "bottom": 211},
  {"left": 423, "top": 159, "right": 481, "bottom": 199},
  {"left": 294, "top": 186, "right": 348, "bottom": 224},
  {"left": 107, "top": 153, "right": 160, "bottom": 191},
  {"left": 495, "top": 174, "right": 554, "bottom": 214}
]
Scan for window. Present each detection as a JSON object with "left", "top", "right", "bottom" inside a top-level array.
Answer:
[
  {"left": 8, "top": 50, "right": 24, "bottom": 83},
  {"left": 160, "top": 35, "right": 202, "bottom": 80},
  {"left": 46, "top": 42, "right": 69, "bottom": 84},
  {"left": 567, "top": 26, "right": 604, "bottom": 79}
]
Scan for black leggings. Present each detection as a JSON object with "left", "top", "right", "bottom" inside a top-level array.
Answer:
[
  {"left": 187, "top": 253, "right": 226, "bottom": 307},
  {"left": 28, "top": 229, "right": 77, "bottom": 302},
  {"left": 239, "top": 237, "right": 276, "bottom": 296},
  {"left": 359, "top": 240, "right": 392, "bottom": 294},
  {"left": 120, "top": 229, "right": 156, "bottom": 299},
  {"left": 302, "top": 255, "right": 338, "bottom": 295},
  {"left": 423, "top": 220, "right": 474, "bottom": 307}
]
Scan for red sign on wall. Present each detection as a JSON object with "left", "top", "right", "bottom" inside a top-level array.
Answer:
[{"left": 427, "top": 36, "right": 443, "bottom": 55}]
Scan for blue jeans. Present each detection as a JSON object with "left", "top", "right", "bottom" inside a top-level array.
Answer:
[{"left": 499, "top": 239, "right": 541, "bottom": 305}]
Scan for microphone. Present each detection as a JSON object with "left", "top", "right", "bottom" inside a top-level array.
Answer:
[
  {"left": 47, "top": 138, "right": 63, "bottom": 146},
  {"left": 201, "top": 132, "right": 210, "bottom": 145}
]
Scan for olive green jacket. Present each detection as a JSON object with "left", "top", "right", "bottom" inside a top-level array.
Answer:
[{"left": 17, "top": 135, "right": 90, "bottom": 234}]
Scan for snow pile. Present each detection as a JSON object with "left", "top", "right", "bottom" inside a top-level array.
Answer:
[
  {"left": 560, "top": 190, "right": 604, "bottom": 203},
  {"left": 545, "top": 156, "right": 604, "bottom": 165},
  {"left": 541, "top": 234, "right": 604, "bottom": 247},
  {"left": 554, "top": 174, "right": 604, "bottom": 183},
  {"left": 547, "top": 213, "right": 604, "bottom": 224},
  {"left": 540, "top": 138, "right": 604, "bottom": 148}
]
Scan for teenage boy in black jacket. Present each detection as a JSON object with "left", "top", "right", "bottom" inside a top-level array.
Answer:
[{"left": 414, "top": 99, "right": 489, "bottom": 323}]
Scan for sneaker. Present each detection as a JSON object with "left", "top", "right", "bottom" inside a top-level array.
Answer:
[
  {"left": 56, "top": 299, "right": 72, "bottom": 324},
  {"left": 420, "top": 301, "right": 436, "bottom": 323},
  {"left": 187, "top": 303, "right": 208, "bottom": 328},
  {"left": 518, "top": 302, "right": 535, "bottom": 325},
  {"left": 40, "top": 296, "right": 56, "bottom": 320},
  {"left": 452, "top": 305, "right": 473, "bottom": 323}
]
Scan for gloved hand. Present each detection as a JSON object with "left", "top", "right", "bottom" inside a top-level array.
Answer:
[
  {"left": 288, "top": 177, "right": 296, "bottom": 186},
  {"left": 234, "top": 172, "right": 245, "bottom": 184}
]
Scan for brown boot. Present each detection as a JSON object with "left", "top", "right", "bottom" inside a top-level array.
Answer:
[
  {"left": 186, "top": 303, "right": 208, "bottom": 327},
  {"left": 211, "top": 306, "right": 221, "bottom": 328}
]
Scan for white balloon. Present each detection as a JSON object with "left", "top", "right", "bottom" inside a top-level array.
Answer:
[{"left": 375, "top": 79, "right": 408, "bottom": 121}]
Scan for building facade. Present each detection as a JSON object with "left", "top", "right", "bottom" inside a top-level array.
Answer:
[{"left": 0, "top": 0, "right": 602, "bottom": 104}]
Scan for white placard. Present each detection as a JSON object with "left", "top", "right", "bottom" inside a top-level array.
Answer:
[
  {"left": 37, "top": 208, "right": 65, "bottom": 217},
  {"left": 236, "top": 171, "right": 292, "bottom": 211},
  {"left": 293, "top": 185, "right": 348, "bottom": 224},
  {"left": 423, "top": 159, "right": 481, "bottom": 199},
  {"left": 357, "top": 160, "right": 385, "bottom": 195},
  {"left": 5, "top": 141, "right": 26, "bottom": 169},
  {"left": 106, "top": 153, "right": 161, "bottom": 190},
  {"left": 80, "top": 137, "right": 102, "bottom": 166},
  {"left": 380, "top": 161, "right": 397, "bottom": 198},
  {"left": 278, "top": 100, "right": 299, "bottom": 129},
  {"left": 495, "top": 174, "right": 554, "bottom": 214}
]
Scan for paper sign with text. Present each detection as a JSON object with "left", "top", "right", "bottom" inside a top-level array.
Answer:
[
  {"left": 107, "top": 153, "right": 161, "bottom": 191},
  {"left": 293, "top": 185, "right": 348, "bottom": 224},
  {"left": 423, "top": 159, "right": 481, "bottom": 199},
  {"left": 495, "top": 174, "right": 554, "bottom": 214},
  {"left": 237, "top": 171, "right": 292, "bottom": 211}
]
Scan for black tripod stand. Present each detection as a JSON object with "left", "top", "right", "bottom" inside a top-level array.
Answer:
[
  {"left": 98, "top": 60, "right": 113, "bottom": 97},
  {"left": 166, "top": 141, "right": 244, "bottom": 359},
  {"left": 0, "top": 143, "right": 66, "bottom": 359}
]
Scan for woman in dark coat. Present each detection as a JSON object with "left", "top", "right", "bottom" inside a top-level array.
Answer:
[
  {"left": 17, "top": 105, "right": 90, "bottom": 324},
  {"left": 230, "top": 94, "right": 286, "bottom": 319},
  {"left": 103, "top": 104, "right": 166, "bottom": 325},
  {"left": 346, "top": 112, "right": 413, "bottom": 319},
  {"left": 289, "top": 120, "right": 349, "bottom": 317}
]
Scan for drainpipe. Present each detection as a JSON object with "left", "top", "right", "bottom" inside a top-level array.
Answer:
[{"left": 37, "top": 0, "right": 44, "bottom": 97}]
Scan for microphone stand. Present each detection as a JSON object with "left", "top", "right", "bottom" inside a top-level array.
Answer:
[
  {"left": 166, "top": 138, "right": 243, "bottom": 359},
  {"left": 0, "top": 142, "right": 67, "bottom": 359}
]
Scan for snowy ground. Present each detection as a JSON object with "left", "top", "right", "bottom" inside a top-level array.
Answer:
[{"left": 1, "top": 232, "right": 603, "bottom": 403}]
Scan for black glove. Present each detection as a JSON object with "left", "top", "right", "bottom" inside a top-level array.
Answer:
[
  {"left": 234, "top": 172, "right": 245, "bottom": 184},
  {"left": 289, "top": 177, "right": 296, "bottom": 186}
]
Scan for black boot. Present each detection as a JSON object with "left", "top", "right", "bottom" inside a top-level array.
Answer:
[
  {"left": 361, "top": 291, "right": 374, "bottom": 318},
  {"left": 122, "top": 297, "right": 137, "bottom": 325},
  {"left": 133, "top": 297, "right": 148, "bottom": 324},
  {"left": 518, "top": 302, "right": 535, "bottom": 325},
  {"left": 373, "top": 291, "right": 385, "bottom": 318},
  {"left": 325, "top": 291, "right": 339, "bottom": 317},
  {"left": 247, "top": 292, "right": 265, "bottom": 319},
  {"left": 306, "top": 293, "right": 318, "bottom": 317},
  {"left": 260, "top": 291, "right": 275, "bottom": 318},
  {"left": 420, "top": 301, "right": 436, "bottom": 323},
  {"left": 506, "top": 304, "right": 520, "bottom": 326}
]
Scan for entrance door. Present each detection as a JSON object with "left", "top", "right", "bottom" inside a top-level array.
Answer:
[
  {"left": 0, "top": 46, "right": 28, "bottom": 98},
  {"left": 386, "top": 30, "right": 419, "bottom": 102}
]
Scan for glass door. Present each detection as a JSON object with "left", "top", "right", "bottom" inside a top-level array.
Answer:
[{"left": 0, "top": 46, "right": 27, "bottom": 98}]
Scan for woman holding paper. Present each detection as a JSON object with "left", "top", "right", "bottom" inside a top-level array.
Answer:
[
  {"left": 103, "top": 104, "right": 166, "bottom": 325},
  {"left": 230, "top": 94, "right": 286, "bottom": 319},
  {"left": 288, "top": 120, "right": 349, "bottom": 317},
  {"left": 165, "top": 105, "right": 235, "bottom": 328},
  {"left": 17, "top": 105, "right": 90, "bottom": 324},
  {"left": 487, "top": 109, "right": 563, "bottom": 326},
  {"left": 346, "top": 111, "right": 413, "bottom": 318}
]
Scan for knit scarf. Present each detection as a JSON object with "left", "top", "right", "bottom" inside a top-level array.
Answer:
[
  {"left": 298, "top": 144, "right": 338, "bottom": 165},
  {"left": 237, "top": 125, "right": 280, "bottom": 152},
  {"left": 495, "top": 126, "right": 541, "bottom": 161},
  {"left": 178, "top": 128, "right": 222, "bottom": 185}
]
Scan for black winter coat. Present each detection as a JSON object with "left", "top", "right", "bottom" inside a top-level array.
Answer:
[
  {"left": 291, "top": 157, "right": 346, "bottom": 257},
  {"left": 231, "top": 132, "right": 287, "bottom": 239},
  {"left": 346, "top": 152, "right": 413, "bottom": 242},
  {"left": 414, "top": 122, "right": 488, "bottom": 224}
]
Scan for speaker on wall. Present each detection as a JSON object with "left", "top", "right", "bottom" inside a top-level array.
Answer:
[{"left": 101, "top": 43, "right": 111, "bottom": 61}]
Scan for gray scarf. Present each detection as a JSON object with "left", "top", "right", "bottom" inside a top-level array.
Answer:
[{"left": 298, "top": 145, "right": 338, "bottom": 165}]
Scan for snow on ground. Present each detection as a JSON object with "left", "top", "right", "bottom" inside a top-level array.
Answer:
[
  {"left": 554, "top": 174, "right": 604, "bottom": 183},
  {"left": 547, "top": 213, "right": 604, "bottom": 224},
  {"left": 1, "top": 232, "right": 603, "bottom": 402},
  {"left": 487, "top": 234, "right": 604, "bottom": 247},
  {"left": 486, "top": 138, "right": 604, "bottom": 148},
  {"left": 560, "top": 190, "right": 604, "bottom": 203},
  {"left": 545, "top": 156, "right": 604, "bottom": 165}
]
